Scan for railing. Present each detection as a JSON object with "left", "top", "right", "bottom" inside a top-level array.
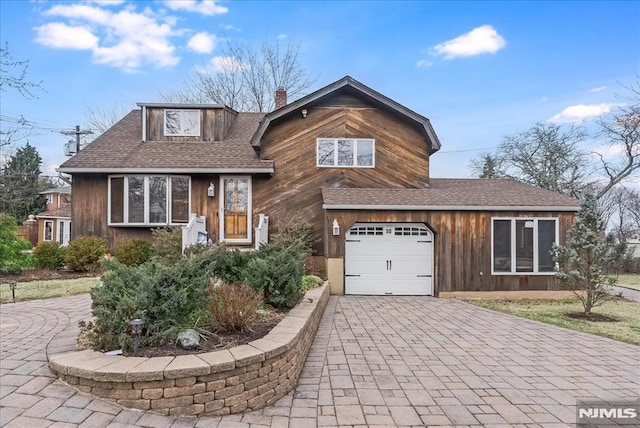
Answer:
[
  {"left": 254, "top": 213, "right": 269, "bottom": 250},
  {"left": 182, "top": 213, "right": 207, "bottom": 252}
]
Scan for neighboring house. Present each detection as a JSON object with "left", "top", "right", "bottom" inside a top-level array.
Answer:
[
  {"left": 35, "top": 186, "right": 72, "bottom": 246},
  {"left": 58, "top": 76, "right": 579, "bottom": 295}
]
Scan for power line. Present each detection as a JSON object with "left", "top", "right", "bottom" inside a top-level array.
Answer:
[{"left": 58, "top": 125, "right": 93, "bottom": 155}]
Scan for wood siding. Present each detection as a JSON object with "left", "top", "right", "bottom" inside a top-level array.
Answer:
[
  {"left": 71, "top": 174, "right": 221, "bottom": 251},
  {"left": 145, "top": 107, "right": 236, "bottom": 142},
  {"left": 325, "top": 210, "right": 575, "bottom": 293},
  {"left": 253, "top": 103, "right": 431, "bottom": 253}
]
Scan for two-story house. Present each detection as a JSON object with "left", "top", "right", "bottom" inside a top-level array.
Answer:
[
  {"left": 36, "top": 186, "right": 72, "bottom": 246},
  {"left": 58, "top": 76, "right": 579, "bottom": 295}
]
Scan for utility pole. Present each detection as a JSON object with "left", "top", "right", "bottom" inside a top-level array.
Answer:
[{"left": 59, "top": 125, "right": 93, "bottom": 154}]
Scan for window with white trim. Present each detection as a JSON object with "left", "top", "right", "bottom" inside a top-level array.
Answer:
[
  {"left": 317, "top": 138, "right": 374, "bottom": 167},
  {"left": 164, "top": 109, "right": 200, "bottom": 136},
  {"left": 46, "top": 194, "right": 53, "bottom": 204},
  {"left": 492, "top": 218, "right": 558, "bottom": 274},
  {"left": 109, "top": 176, "right": 190, "bottom": 226},
  {"left": 43, "top": 220, "right": 53, "bottom": 241}
]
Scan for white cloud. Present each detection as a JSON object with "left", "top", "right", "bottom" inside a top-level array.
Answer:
[
  {"left": 416, "top": 59, "right": 432, "bottom": 69},
  {"left": 200, "top": 55, "right": 245, "bottom": 73},
  {"left": 86, "top": 0, "right": 126, "bottom": 5},
  {"left": 187, "top": 32, "right": 216, "bottom": 53},
  {"left": 589, "top": 85, "right": 608, "bottom": 93},
  {"left": 549, "top": 103, "right": 615, "bottom": 123},
  {"left": 431, "top": 25, "right": 506, "bottom": 59},
  {"left": 164, "top": 0, "right": 228, "bottom": 16},
  {"left": 34, "top": 3, "right": 180, "bottom": 72},
  {"left": 222, "top": 24, "right": 241, "bottom": 31},
  {"left": 538, "top": 96, "right": 549, "bottom": 103},
  {"left": 34, "top": 22, "right": 99, "bottom": 49},
  {"left": 277, "top": 34, "right": 287, "bottom": 40}
]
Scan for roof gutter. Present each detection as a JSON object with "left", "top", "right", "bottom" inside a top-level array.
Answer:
[
  {"left": 57, "top": 167, "right": 275, "bottom": 174},
  {"left": 322, "top": 204, "right": 579, "bottom": 212}
]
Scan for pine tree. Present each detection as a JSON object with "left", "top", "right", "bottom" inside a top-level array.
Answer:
[
  {"left": 553, "top": 192, "right": 626, "bottom": 315},
  {"left": 0, "top": 142, "right": 46, "bottom": 221}
]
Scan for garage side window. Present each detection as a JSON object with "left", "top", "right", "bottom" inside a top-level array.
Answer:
[
  {"left": 492, "top": 218, "right": 558, "bottom": 275},
  {"left": 109, "top": 175, "right": 190, "bottom": 226},
  {"left": 317, "top": 138, "right": 375, "bottom": 167}
]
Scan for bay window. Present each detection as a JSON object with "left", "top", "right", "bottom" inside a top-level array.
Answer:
[
  {"left": 492, "top": 218, "right": 558, "bottom": 274},
  {"left": 109, "top": 176, "right": 190, "bottom": 226}
]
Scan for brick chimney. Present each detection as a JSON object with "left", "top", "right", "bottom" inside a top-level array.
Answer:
[{"left": 275, "top": 86, "right": 287, "bottom": 110}]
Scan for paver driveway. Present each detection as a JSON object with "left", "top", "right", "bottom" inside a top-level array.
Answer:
[{"left": 1, "top": 294, "right": 638, "bottom": 427}]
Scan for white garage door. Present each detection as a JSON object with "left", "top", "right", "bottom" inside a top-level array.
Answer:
[{"left": 345, "top": 223, "right": 433, "bottom": 295}]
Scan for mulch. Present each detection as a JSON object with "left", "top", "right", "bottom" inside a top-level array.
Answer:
[
  {"left": 132, "top": 317, "right": 284, "bottom": 357},
  {"left": 0, "top": 268, "right": 102, "bottom": 283}
]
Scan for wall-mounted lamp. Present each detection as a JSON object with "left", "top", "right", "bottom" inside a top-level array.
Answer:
[
  {"left": 301, "top": 109, "right": 308, "bottom": 118},
  {"left": 332, "top": 219, "right": 340, "bottom": 236},
  {"left": 207, "top": 183, "right": 215, "bottom": 197}
]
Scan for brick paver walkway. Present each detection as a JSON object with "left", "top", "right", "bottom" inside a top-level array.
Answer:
[{"left": 1, "top": 294, "right": 639, "bottom": 427}]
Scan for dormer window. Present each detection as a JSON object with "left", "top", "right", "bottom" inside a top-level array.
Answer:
[{"left": 164, "top": 109, "right": 201, "bottom": 137}]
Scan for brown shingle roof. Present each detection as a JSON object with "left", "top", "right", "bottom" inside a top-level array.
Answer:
[
  {"left": 322, "top": 179, "right": 580, "bottom": 210},
  {"left": 36, "top": 206, "right": 71, "bottom": 218},
  {"left": 59, "top": 110, "right": 273, "bottom": 172}
]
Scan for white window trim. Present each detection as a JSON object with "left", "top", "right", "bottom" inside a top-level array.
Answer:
[
  {"left": 46, "top": 194, "right": 53, "bottom": 204},
  {"left": 43, "top": 220, "right": 53, "bottom": 242},
  {"left": 491, "top": 217, "right": 559, "bottom": 276},
  {"left": 163, "top": 109, "right": 201, "bottom": 137},
  {"left": 108, "top": 175, "right": 191, "bottom": 226},
  {"left": 316, "top": 138, "right": 375, "bottom": 168},
  {"left": 219, "top": 175, "right": 252, "bottom": 245}
]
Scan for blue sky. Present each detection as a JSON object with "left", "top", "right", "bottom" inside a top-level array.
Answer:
[{"left": 1, "top": 0, "right": 638, "bottom": 180}]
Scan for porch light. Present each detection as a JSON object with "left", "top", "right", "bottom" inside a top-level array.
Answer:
[
  {"left": 207, "top": 183, "right": 215, "bottom": 197},
  {"left": 301, "top": 109, "right": 308, "bottom": 118},
  {"left": 129, "top": 318, "right": 145, "bottom": 356},
  {"left": 332, "top": 219, "right": 340, "bottom": 236}
]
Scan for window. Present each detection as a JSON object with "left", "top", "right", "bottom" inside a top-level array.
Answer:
[
  {"left": 43, "top": 220, "right": 53, "bottom": 241},
  {"left": 164, "top": 109, "right": 200, "bottom": 136},
  {"left": 109, "top": 176, "right": 190, "bottom": 225},
  {"left": 46, "top": 194, "right": 53, "bottom": 204},
  {"left": 492, "top": 218, "right": 558, "bottom": 274},
  {"left": 317, "top": 138, "right": 374, "bottom": 167}
]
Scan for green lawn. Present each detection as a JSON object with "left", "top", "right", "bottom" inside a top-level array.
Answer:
[
  {"left": 0, "top": 277, "right": 101, "bottom": 303},
  {"left": 465, "top": 297, "right": 640, "bottom": 345},
  {"left": 615, "top": 274, "right": 640, "bottom": 291}
]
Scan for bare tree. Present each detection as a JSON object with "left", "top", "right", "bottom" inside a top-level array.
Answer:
[
  {"left": 598, "top": 186, "right": 640, "bottom": 241},
  {"left": 593, "top": 80, "right": 640, "bottom": 199},
  {"left": 85, "top": 103, "right": 130, "bottom": 136},
  {"left": 163, "top": 40, "right": 315, "bottom": 112},
  {"left": 0, "top": 43, "right": 43, "bottom": 149},
  {"left": 473, "top": 122, "right": 587, "bottom": 197},
  {"left": 0, "top": 42, "right": 42, "bottom": 99}
]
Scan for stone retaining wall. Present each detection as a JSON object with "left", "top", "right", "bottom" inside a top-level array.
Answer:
[{"left": 48, "top": 284, "right": 329, "bottom": 416}]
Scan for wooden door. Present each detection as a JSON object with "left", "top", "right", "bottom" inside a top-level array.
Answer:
[{"left": 222, "top": 178, "right": 249, "bottom": 240}]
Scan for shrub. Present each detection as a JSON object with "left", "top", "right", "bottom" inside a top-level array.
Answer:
[
  {"left": 65, "top": 235, "right": 108, "bottom": 271},
  {"left": 89, "top": 257, "right": 213, "bottom": 351},
  {"left": 151, "top": 227, "right": 183, "bottom": 265},
  {"left": 301, "top": 275, "right": 323, "bottom": 292},
  {"left": 33, "top": 241, "right": 65, "bottom": 269},
  {"left": 271, "top": 213, "right": 317, "bottom": 257},
  {"left": 0, "top": 213, "right": 34, "bottom": 274},
  {"left": 114, "top": 239, "right": 154, "bottom": 266},
  {"left": 209, "top": 245, "right": 253, "bottom": 284},
  {"left": 208, "top": 283, "right": 262, "bottom": 332},
  {"left": 245, "top": 241, "right": 304, "bottom": 309}
]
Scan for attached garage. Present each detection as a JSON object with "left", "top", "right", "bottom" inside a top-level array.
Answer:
[{"left": 345, "top": 222, "right": 434, "bottom": 295}]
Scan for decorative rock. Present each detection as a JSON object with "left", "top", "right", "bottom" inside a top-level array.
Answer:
[{"left": 177, "top": 329, "right": 201, "bottom": 349}]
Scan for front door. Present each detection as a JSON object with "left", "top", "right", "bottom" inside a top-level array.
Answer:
[
  {"left": 57, "top": 219, "right": 71, "bottom": 246},
  {"left": 220, "top": 176, "right": 251, "bottom": 243}
]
